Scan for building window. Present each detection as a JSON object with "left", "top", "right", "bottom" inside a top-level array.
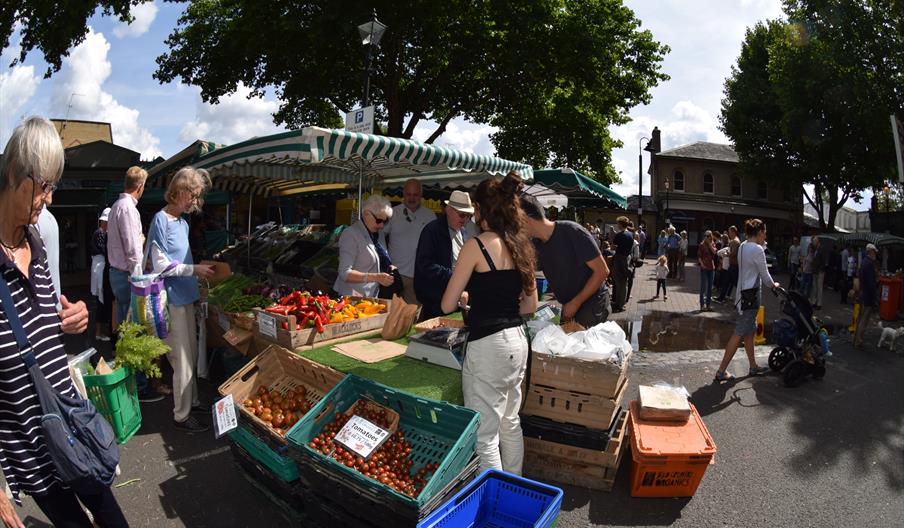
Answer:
[
  {"left": 672, "top": 171, "right": 685, "bottom": 192},
  {"left": 757, "top": 181, "right": 768, "bottom": 200},
  {"left": 731, "top": 175, "right": 742, "bottom": 197},
  {"left": 703, "top": 173, "right": 714, "bottom": 194}
]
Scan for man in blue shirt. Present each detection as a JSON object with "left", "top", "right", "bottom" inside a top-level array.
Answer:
[
  {"left": 853, "top": 244, "right": 878, "bottom": 348},
  {"left": 666, "top": 226, "right": 681, "bottom": 279}
]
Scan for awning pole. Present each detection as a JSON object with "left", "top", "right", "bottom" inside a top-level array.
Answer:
[
  {"left": 357, "top": 165, "right": 364, "bottom": 222},
  {"left": 247, "top": 193, "right": 253, "bottom": 269}
]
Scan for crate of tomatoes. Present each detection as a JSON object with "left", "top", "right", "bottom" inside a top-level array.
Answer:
[
  {"left": 285, "top": 374, "right": 479, "bottom": 526},
  {"left": 218, "top": 344, "right": 344, "bottom": 454},
  {"left": 254, "top": 291, "right": 391, "bottom": 349}
]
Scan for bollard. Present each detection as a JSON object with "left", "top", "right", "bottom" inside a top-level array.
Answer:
[
  {"left": 755, "top": 305, "right": 766, "bottom": 345},
  {"left": 848, "top": 303, "right": 860, "bottom": 333}
]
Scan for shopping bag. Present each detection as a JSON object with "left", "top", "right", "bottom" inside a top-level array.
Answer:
[
  {"left": 129, "top": 263, "right": 176, "bottom": 339},
  {"left": 381, "top": 295, "right": 419, "bottom": 340}
]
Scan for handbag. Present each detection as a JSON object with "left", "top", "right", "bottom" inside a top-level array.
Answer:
[
  {"left": 737, "top": 243, "right": 760, "bottom": 310},
  {"left": 0, "top": 279, "right": 119, "bottom": 492},
  {"left": 129, "top": 241, "right": 178, "bottom": 339}
]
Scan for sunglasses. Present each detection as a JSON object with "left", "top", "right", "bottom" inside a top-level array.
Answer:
[
  {"left": 403, "top": 209, "right": 412, "bottom": 222},
  {"left": 32, "top": 174, "right": 58, "bottom": 196},
  {"left": 368, "top": 211, "right": 388, "bottom": 225}
]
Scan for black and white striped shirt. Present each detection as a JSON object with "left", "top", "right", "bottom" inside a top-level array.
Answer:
[{"left": 0, "top": 228, "right": 75, "bottom": 503}]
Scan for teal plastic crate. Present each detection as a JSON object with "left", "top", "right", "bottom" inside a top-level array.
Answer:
[
  {"left": 229, "top": 424, "right": 299, "bottom": 482},
  {"left": 285, "top": 374, "right": 478, "bottom": 509}
]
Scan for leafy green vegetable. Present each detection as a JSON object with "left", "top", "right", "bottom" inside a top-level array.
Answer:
[
  {"left": 115, "top": 322, "right": 170, "bottom": 379},
  {"left": 224, "top": 294, "right": 271, "bottom": 314},
  {"left": 207, "top": 274, "right": 255, "bottom": 307}
]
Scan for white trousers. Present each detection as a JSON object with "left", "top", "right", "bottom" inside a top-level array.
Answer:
[
  {"left": 165, "top": 304, "right": 200, "bottom": 422},
  {"left": 812, "top": 271, "right": 825, "bottom": 306},
  {"left": 462, "top": 326, "right": 528, "bottom": 475}
]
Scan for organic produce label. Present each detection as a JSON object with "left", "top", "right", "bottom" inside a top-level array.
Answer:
[
  {"left": 334, "top": 415, "right": 390, "bottom": 459},
  {"left": 213, "top": 394, "right": 237, "bottom": 438},
  {"left": 258, "top": 313, "right": 277, "bottom": 339}
]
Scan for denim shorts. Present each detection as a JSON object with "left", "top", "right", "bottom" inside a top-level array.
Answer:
[{"left": 735, "top": 307, "right": 758, "bottom": 337}]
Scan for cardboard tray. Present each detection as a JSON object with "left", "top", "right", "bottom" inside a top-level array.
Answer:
[
  {"left": 254, "top": 297, "right": 391, "bottom": 350},
  {"left": 413, "top": 317, "right": 465, "bottom": 334},
  {"left": 529, "top": 350, "right": 631, "bottom": 399},
  {"left": 218, "top": 345, "right": 345, "bottom": 449},
  {"left": 521, "top": 376, "right": 628, "bottom": 430}
]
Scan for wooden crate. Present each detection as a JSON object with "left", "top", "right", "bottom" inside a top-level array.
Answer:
[
  {"left": 218, "top": 345, "right": 345, "bottom": 446},
  {"left": 529, "top": 350, "right": 631, "bottom": 399},
  {"left": 253, "top": 298, "right": 391, "bottom": 350},
  {"left": 522, "top": 376, "right": 627, "bottom": 430},
  {"left": 523, "top": 410, "right": 627, "bottom": 492}
]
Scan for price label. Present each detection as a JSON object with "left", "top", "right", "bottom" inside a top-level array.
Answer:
[
  {"left": 212, "top": 394, "right": 237, "bottom": 438},
  {"left": 218, "top": 311, "right": 231, "bottom": 331},
  {"left": 534, "top": 304, "right": 557, "bottom": 321},
  {"left": 223, "top": 327, "right": 251, "bottom": 347},
  {"left": 258, "top": 312, "right": 277, "bottom": 339},
  {"left": 334, "top": 415, "right": 390, "bottom": 460}
]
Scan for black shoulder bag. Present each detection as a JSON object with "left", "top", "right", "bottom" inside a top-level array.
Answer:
[
  {"left": 0, "top": 278, "right": 119, "bottom": 492},
  {"left": 738, "top": 243, "right": 760, "bottom": 311}
]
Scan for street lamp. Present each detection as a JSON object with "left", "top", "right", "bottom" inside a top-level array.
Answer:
[
  {"left": 638, "top": 136, "right": 649, "bottom": 227},
  {"left": 357, "top": 10, "right": 388, "bottom": 107},
  {"left": 883, "top": 185, "right": 890, "bottom": 212},
  {"left": 663, "top": 176, "right": 670, "bottom": 228}
]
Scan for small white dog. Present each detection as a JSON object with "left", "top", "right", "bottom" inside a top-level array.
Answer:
[{"left": 877, "top": 322, "right": 904, "bottom": 351}]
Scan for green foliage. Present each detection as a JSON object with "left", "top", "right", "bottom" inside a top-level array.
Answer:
[
  {"left": 720, "top": 1, "right": 904, "bottom": 230},
  {"left": 1, "top": 1, "right": 157, "bottom": 76},
  {"left": 154, "top": 0, "right": 668, "bottom": 184},
  {"left": 115, "top": 321, "right": 170, "bottom": 379}
]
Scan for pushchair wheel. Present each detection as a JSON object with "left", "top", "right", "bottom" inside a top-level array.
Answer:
[
  {"left": 769, "top": 347, "right": 793, "bottom": 372},
  {"left": 812, "top": 364, "right": 826, "bottom": 380},
  {"left": 782, "top": 359, "right": 808, "bottom": 387}
]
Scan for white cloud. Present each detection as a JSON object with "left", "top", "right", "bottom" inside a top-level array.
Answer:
[
  {"left": 112, "top": 2, "right": 158, "bottom": 39},
  {"left": 50, "top": 28, "right": 161, "bottom": 158},
  {"left": 178, "top": 84, "right": 284, "bottom": 144},
  {"left": 0, "top": 27, "right": 41, "bottom": 146},
  {"left": 412, "top": 119, "right": 497, "bottom": 156}
]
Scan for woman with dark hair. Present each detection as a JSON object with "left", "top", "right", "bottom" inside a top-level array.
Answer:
[{"left": 441, "top": 172, "right": 538, "bottom": 474}]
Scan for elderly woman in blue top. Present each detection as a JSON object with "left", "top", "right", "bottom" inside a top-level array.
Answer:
[
  {"left": 333, "top": 195, "right": 395, "bottom": 297},
  {"left": 0, "top": 117, "right": 126, "bottom": 527},
  {"left": 146, "top": 167, "right": 214, "bottom": 434}
]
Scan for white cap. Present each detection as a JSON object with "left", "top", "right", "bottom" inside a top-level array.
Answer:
[{"left": 99, "top": 207, "right": 111, "bottom": 222}]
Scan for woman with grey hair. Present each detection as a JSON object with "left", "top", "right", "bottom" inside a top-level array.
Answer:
[
  {"left": 333, "top": 195, "right": 396, "bottom": 297},
  {"left": 146, "top": 167, "right": 214, "bottom": 434},
  {"left": 0, "top": 117, "right": 125, "bottom": 526}
]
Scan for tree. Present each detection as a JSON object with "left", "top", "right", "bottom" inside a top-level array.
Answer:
[
  {"left": 1, "top": 1, "right": 152, "bottom": 76},
  {"left": 720, "top": 1, "right": 904, "bottom": 231},
  {"left": 154, "top": 0, "right": 669, "bottom": 183}
]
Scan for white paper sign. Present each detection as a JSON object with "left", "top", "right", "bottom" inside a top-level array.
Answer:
[
  {"left": 212, "top": 394, "right": 238, "bottom": 438},
  {"left": 345, "top": 106, "right": 374, "bottom": 134},
  {"left": 218, "top": 311, "right": 231, "bottom": 331},
  {"left": 258, "top": 312, "right": 277, "bottom": 339},
  {"left": 334, "top": 415, "right": 390, "bottom": 459}
]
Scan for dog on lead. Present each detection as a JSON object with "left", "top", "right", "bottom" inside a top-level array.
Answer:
[{"left": 877, "top": 322, "right": 904, "bottom": 351}]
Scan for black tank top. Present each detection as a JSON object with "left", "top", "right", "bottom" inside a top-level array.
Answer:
[{"left": 466, "top": 237, "right": 524, "bottom": 342}]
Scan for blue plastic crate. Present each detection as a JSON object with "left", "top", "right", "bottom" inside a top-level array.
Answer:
[{"left": 418, "top": 469, "right": 563, "bottom": 528}]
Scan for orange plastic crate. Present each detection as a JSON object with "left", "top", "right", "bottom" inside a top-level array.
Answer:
[{"left": 627, "top": 400, "right": 716, "bottom": 497}]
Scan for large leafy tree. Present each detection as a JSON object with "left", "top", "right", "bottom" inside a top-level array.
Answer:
[
  {"left": 721, "top": 0, "right": 904, "bottom": 231},
  {"left": 154, "top": 0, "right": 668, "bottom": 183},
  {"left": 1, "top": 1, "right": 151, "bottom": 76}
]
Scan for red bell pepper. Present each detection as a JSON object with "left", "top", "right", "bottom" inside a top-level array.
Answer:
[{"left": 314, "top": 314, "right": 325, "bottom": 334}]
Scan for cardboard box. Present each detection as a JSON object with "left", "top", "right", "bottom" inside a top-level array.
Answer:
[
  {"left": 529, "top": 350, "right": 631, "bottom": 399},
  {"left": 522, "top": 376, "right": 627, "bottom": 430},
  {"left": 523, "top": 411, "right": 628, "bottom": 492},
  {"left": 253, "top": 298, "right": 391, "bottom": 350}
]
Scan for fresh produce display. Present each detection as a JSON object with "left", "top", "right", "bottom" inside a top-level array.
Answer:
[
  {"left": 223, "top": 294, "right": 271, "bottom": 314},
  {"left": 264, "top": 291, "right": 386, "bottom": 333},
  {"left": 242, "top": 384, "right": 312, "bottom": 437},
  {"left": 307, "top": 406, "right": 437, "bottom": 498},
  {"left": 206, "top": 274, "right": 256, "bottom": 307}
]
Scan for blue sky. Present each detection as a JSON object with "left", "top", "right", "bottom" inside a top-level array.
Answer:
[{"left": 0, "top": 0, "right": 873, "bottom": 210}]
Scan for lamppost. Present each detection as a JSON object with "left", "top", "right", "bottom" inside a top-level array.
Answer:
[
  {"left": 638, "top": 136, "right": 649, "bottom": 227},
  {"left": 663, "top": 176, "right": 670, "bottom": 228},
  {"left": 357, "top": 10, "right": 387, "bottom": 107},
  {"left": 883, "top": 185, "right": 891, "bottom": 212}
]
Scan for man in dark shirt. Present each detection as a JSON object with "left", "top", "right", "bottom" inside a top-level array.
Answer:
[
  {"left": 853, "top": 244, "right": 878, "bottom": 348},
  {"left": 610, "top": 216, "right": 634, "bottom": 312},
  {"left": 521, "top": 195, "right": 610, "bottom": 326}
]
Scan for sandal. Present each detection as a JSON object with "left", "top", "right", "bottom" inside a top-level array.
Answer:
[
  {"left": 748, "top": 366, "right": 770, "bottom": 377},
  {"left": 713, "top": 370, "right": 734, "bottom": 382}
]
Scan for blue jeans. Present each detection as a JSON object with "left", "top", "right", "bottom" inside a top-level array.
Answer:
[
  {"left": 108, "top": 267, "right": 149, "bottom": 393},
  {"left": 700, "top": 268, "right": 714, "bottom": 307},
  {"left": 801, "top": 273, "right": 813, "bottom": 299}
]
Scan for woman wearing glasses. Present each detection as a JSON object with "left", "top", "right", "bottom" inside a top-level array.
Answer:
[
  {"left": 333, "top": 195, "right": 395, "bottom": 297},
  {"left": 146, "top": 167, "right": 214, "bottom": 434}
]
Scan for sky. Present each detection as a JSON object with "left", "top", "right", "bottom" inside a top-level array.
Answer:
[{"left": 0, "top": 0, "right": 873, "bottom": 211}]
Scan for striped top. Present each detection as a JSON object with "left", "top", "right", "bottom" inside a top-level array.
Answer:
[{"left": 0, "top": 227, "right": 75, "bottom": 503}]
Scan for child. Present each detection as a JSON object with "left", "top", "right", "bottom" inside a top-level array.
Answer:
[{"left": 654, "top": 254, "right": 669, "bottom": 300}]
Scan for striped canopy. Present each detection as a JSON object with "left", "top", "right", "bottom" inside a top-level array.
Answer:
[
  {"left": 212, "top": 176, "right": 350, "bottom": 198},
  {"left": 192, "top": 127, "right": 533, "bottom": 189}
]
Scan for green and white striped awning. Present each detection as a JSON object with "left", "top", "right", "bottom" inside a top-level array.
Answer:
[
  {"left": 212, "top": 176, "right": 350, "bottom": 198},
  {"left": 147, "top": 139, "right": 226, "bottom": 188},
  {"left": 193, "top": 127, "right": 532, "bottom": 188}
]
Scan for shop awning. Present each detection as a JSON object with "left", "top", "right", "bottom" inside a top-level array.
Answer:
[
  {"left": 533, "top": 168, "right": 627, "bottom": 209},
  {"left": 212, "top": 176, "right": 350, "bottom": 198},
  {"left": 147, "top": 139, "right": 226, "bottom": 187},
  {"left": 823, "top": 232, "right": 904, "bottom": 248},
  {"left": 193, "top": 127, "right": 533, "bottom": 188}
]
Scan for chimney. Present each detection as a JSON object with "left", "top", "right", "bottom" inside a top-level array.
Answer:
[{"left": 646, "top": 127, "right": 661, "bottom": 153}]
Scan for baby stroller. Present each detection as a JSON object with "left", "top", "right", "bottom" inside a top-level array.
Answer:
[{"left": 769, "top": 287, "right": 830, "bottom": 387}]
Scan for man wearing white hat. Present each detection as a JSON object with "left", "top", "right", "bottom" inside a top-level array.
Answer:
[
  {"left": 414, "top": 190, "right": 474, "bottom": 320},
  {"left": 90, "top": 207, "right": 113, "bottom": 341}
]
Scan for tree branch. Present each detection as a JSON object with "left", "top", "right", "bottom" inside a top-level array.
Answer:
[
  {"left": 329, "top": 97, "right": 349, "bottom": 115},
  {"left": 425, "top": 109, "right": 458, "bottom": 144},
  {"left": 403, "top": 113, "right": 422, "bottom": 139}
]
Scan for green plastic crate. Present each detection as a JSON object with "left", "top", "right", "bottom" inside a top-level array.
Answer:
[
  {"left": 285, "top": 374, "right": 478, "bottom": 510},
  {"left": 229, "top": 424, "right": 299, "bottom": 483},
  {"left": 82, "top": 367, "right": 141, "bottom": 444}
]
